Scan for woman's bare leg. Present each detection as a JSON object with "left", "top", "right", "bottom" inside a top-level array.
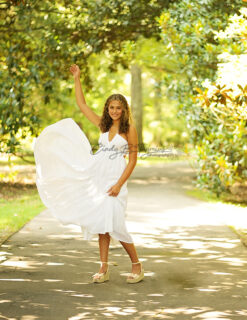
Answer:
[
  {"left": 119, "top": 241, "right": 142, "bottom": 275},
  {"left": 97, "top": 232, "right": 110, "bottom": 273}
]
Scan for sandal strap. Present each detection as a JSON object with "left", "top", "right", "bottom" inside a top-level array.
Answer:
[
  {"left": 132, "top": 261, "right": 141, "bottom": 264},
  {"left": 92, "top": 271, "right": 106, "bottom": 277},
  {"left": 127, "top": 272, "right": 141, "bottom": 279}
]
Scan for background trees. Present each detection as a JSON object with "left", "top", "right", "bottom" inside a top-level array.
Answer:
[
  {"left": 1, "top": 0, "right": 247, "bottom": 200},
  {"left": 0, "top": 0, "right": 172, "bottom": 154},
  {"left": 157, "top": 0, "right": 247, "bottom": 197}
]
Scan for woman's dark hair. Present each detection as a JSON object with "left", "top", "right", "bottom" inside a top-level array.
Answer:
[{"left": 99, "top": 93, "right": 133, "bottom": 134}]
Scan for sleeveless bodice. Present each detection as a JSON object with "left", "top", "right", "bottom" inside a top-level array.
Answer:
[{"left": 96, "top": 131, "right": 128, "bottom": 160}]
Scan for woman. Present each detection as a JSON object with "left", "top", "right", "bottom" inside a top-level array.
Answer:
[{"left": 33, "top": 64, "right": 144, "bottom": 284}]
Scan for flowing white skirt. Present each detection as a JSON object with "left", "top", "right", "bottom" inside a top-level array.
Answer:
[{"left": 33, "top": 118, "right": 134, "bottom": 244}]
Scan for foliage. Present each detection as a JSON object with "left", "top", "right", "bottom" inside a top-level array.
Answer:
[
  {"left": 157, "top": 0, "right": 245, "bottom": 123},
  {"left": 158, "top": 0, "right": 247, "bottom": 197},
  {"left": 0, "top": 0, "right": 171, "bottom": 154},
  {"left": 194, "top": 84, "right": 247, "bottom": 196},
  {"left": 192, "top": 6, "right": 247, "bottom": 196},
  {"left": 157, "top": 0, "right": 243, "bottom": 99},
  {"left": 4, "top": 37, "right": 188, "bottom": 153}
]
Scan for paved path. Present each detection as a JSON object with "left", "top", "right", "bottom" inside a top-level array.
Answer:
[{"left": 1, "top": 161, "right": 247, "bottom": 320}]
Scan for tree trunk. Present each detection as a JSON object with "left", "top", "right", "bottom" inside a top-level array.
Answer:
[
  {"left": 153, "top": 79, "right": 163, "bottom": 146},
  {"left": 130, "top": 64, "right": 144, "bottom": 150}
]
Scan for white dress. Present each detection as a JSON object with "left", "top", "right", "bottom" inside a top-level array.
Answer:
[{"left": 33, "top": 118, "right": 134, "bottom": 243}]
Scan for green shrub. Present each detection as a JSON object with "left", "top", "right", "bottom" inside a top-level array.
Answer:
[{"left": 194, "top": 84, "right": 247, "bottom": 196}]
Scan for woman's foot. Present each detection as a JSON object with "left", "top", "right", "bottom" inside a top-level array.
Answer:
[
  {"left": 127, "top": 261, "right": 144, "bottom": 283},
  {"left": 92, "top": 262, "right": 109, "bottom": 283}
]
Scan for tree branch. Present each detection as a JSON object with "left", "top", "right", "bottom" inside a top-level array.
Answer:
[{"left": 12, "top": 152, "right": 35, "bottom": 164}]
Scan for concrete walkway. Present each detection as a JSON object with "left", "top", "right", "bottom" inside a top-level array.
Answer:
[{"left": 1, "top": 161, "right": 247, "bottom": 320}]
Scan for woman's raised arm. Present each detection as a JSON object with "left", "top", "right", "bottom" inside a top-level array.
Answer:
[{"left": 70, "top": 64, "right": 101, "bottom": 128}]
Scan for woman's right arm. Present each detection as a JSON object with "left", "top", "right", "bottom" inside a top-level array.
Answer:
[{"left": 70, "top": 64, "right": 101, "bottom": 128}]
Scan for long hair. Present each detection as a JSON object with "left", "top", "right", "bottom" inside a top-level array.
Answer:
[{"left": 99, "top": 94, "right": 133, "bottom": 134}]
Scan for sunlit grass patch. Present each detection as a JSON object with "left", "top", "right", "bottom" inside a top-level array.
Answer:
[
  {"left": 0, "top": 185, "right": 45, "bottom": 244},
  {"left": 186, "top": 188, "right": 247, "bottom": 207}
]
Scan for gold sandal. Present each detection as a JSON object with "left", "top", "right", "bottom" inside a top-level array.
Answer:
[
  {"left": 126, "top": 261, "right": 144, "bottom": 284},
  {"left": 92, "top": 262, "right": 110, "bottom": 283}
]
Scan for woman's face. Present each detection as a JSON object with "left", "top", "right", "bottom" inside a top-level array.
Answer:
[{"left": 108, "top": 100, "right": 123, "bottom": 120}]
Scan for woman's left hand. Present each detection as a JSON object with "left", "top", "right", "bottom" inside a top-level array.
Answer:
[{"left": 107, "top": 183, "right": 121, "bottom": 197}]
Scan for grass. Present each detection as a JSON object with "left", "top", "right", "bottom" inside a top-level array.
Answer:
[
  {"left": 0, "top": 154, "right": 35, "bottom": 166},
  {"left": 186, "top": 188, "right": 247, "bottom": 207},
  {"left": 185, "top": 188, "right": 222, "bottom": 203},
  {"left": 0, "top": 183, "right": 46, "bottom": 245}
]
